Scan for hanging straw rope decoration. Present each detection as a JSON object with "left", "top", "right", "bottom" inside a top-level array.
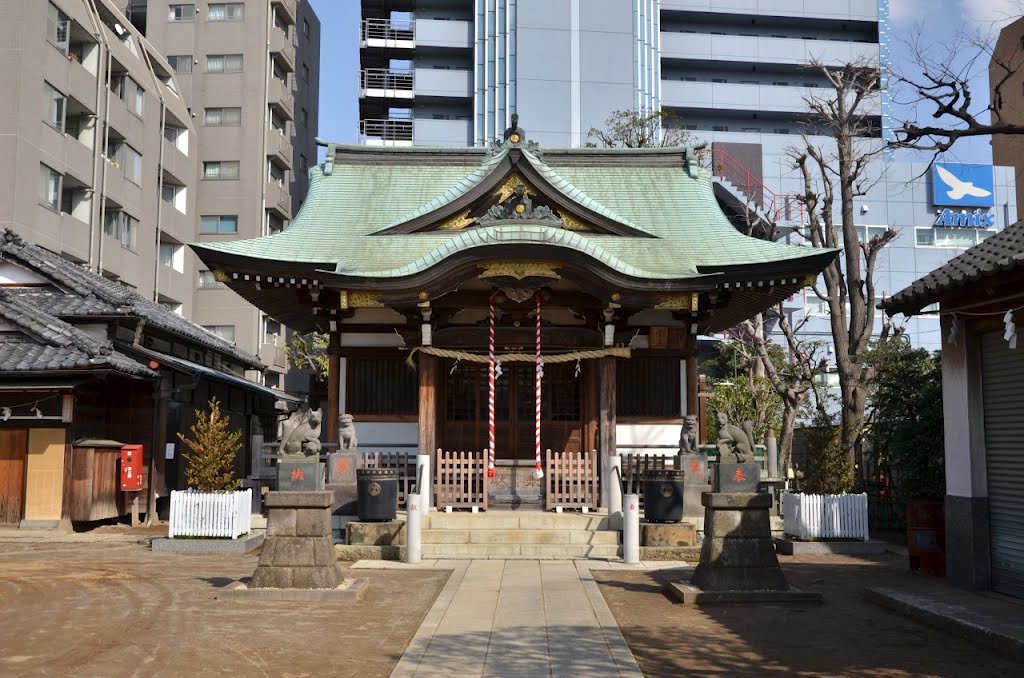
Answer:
[
  {"left": 487, "top": 293, "right": 497, "bottom": 478},
  {"left": 406, "top": 346, "right": 630, "bottom": 369},
  {"left": 533, "top": 292, "right": 544, "bottom": 480}
]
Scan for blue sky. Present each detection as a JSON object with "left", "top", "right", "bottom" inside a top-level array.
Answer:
[{"left": 308, "top": 0, "right": 1014, "bottom": 163}]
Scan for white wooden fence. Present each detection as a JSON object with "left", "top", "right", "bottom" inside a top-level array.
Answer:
[
  {"left": 783, "top": 492, "right": 869, "bottom": 541},
  {"left": 169, "top": 489, "right": 252, "bottom": 539}
]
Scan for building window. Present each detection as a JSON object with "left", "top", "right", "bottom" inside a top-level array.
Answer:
[
  {"left": 202, "top": 161, "right": 240, "bottom": 180},
  {"left": 303, "top": 18, "right": 310, "bottom": 38},
  {"left": 262, "top": 317, "right": 282, "bottom": 343},
  {"left": 42, "top": 81, "right": 66, "bottom": 132},
  {"left": 267, "top": 212, "right": 285, "bottom": 233},
  {"left": 207, "top": 54, "right": 243, "bottom": 73},
  {"left": 805, "top": 296, "right": 830, "bottom": 317},
  {"left": 300, "top": 107, "right": 308, "bottom": 127},
  {"left": 204, "top": 107, "right": 242, "bottom": 126},
  {"left": 208, "top": 3, "right": 244, "bottom": 21},
  {"left": 616, "top": 357, "right": 681, "bottom": 418},
  {"left": 301, "top": 62, "right": 309, "bottom": 83},
  {"left": 202, "top": 325, "right": 235, "bottom": 342},
  {"left": 346, "top": 357, "right": 418, "bottom": 417},
  {"left": 198, "top": 270, "right": 222, "bottom": 288},
  {"left": 38, "top": 164, "right": 61, "bottom": 211},
  {"left": 111, "top": 73, "right": 144, "bottom": 116},
  {"left": 47, "top": 3, "right": 70, "bottom": 54},
  {"left": 159, "top": 241, "right": 183, "bottom": 272},
  {"left": 123, "top": 144, "right": 142, "bottom": 184},
  {"left": 168, "top": 4, "right": 194, "bottom": 21},
  {"left": 200, "top": 214, "right": 239, "bottom": 233},
  {"left": 104, "top": 210, "right": 137, "bottom": 249},
  {"left": 167, "top": 55, "right": 192, "bottom": 73},
  {"left": 915, "top": 226, "right": 996, "bottom": 248}
]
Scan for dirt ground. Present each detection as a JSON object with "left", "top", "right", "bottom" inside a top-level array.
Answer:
[
  {"left": 594, "top": 552, "right": 1021, "bottom": 678},
  {"left": 0, "top": 541, "right": 449, "bottom": 678}
]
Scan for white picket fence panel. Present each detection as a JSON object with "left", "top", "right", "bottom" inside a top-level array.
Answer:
[
  {"left": 169, "top": 489, "right": 252, "bottom": 539},
  {"left": 783, "top": 492, "right": 869, "bottom": 541}
]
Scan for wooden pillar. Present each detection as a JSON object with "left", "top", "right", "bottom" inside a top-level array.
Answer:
[
  {"left": 686, "top": 354, "right": 699, "bottom": 416},
  {"left": 599, "top": 356, "right": 616, "bottom": 508},
  {"left": 418, "top": 352, "right": 439, "bottom": 456},
  {"left": 583, "top": 360, "right": 599, "bottom": 457},
  {"left": 325, "top": 330, "right": 341, "bottom": 446}
]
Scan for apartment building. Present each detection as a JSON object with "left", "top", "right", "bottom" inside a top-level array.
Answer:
[
  {"left": 127, "top": 0, "right": 321, "bottom": 390},
  {"left": 0, "top": 0, "right": 198, "bottom": 316}
]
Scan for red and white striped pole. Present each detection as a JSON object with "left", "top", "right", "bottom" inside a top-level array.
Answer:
[
  {"left": 534, "top": 292, "right": 544, "bottom": 480},
  {"left": 487, "top": 292, "right": 496, "bottom": 478}
]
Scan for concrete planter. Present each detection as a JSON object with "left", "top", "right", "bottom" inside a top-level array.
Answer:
[
  {"left": 782, "top": 492, "right": 869, "bottom": 541},
  {"left": 168, "top": 489, "right": 252, "bottom": 539}
]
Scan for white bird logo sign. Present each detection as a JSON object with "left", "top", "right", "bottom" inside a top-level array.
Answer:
[{"left": 936, "top": 165, "right": 992, "bottom": 201}]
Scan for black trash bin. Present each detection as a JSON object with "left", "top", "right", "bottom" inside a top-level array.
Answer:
[
  {"left": 357, "top": 468, "right": 399, "bottom": 522},
  {"left": 641, "top": 469, "right": 686, "bottom": 523}
]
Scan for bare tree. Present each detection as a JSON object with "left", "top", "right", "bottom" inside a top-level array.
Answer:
[
  {"left": 792, "top": 59, "right": 899, "bottom": 476},
  {"left": 892, "top": 13, "right": 1024, "bottom": 152},
  {"left": 586, "top": 109, "right": 692, "bottom": 148}
]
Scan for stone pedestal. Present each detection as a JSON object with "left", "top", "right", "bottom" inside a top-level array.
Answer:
[
  {"left": 277, "top": 460, "right": 325, "bottom": 491},
  {"left": 250, "top": 491, "right": 342, "bottom": 590},
  {"left": 679, "top": 453, "right": 711, "bottom": 518},
  {"left": 641, "top": 522, "right": 697, "bottom": 547},
  {"left": 692, "top": 492, "right": 787, "bottom": 592},
  {"left": 713, "top": 463, "right": 760, "bottom": 493},
  {"left": 345, "top": 520, "right": 406, "bottom": 546},
  {"left": 327, "top": 450, "right": 359, "bottom": 530}
]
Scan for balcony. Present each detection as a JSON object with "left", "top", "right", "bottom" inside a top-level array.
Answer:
[
  {"left": 661, "top": 80, "right": 880, "bottom": 117},
  {"left": 64, "top": 136, "right": 95, "bottom": 184},
  {"left": 413, "top": 119, "right": 472, "bottom": 147},
  {"left": 417, "top": 19, "right": 472, "bottom": 49},
  {"left": 272, "top": 0, "right": 296, "bottom": 25},
  {"left": 415, "top": 68, "right": 473, "bottom": 99},
  {"left": 361, "top": 18, "right": 414, "bottom": 50},
  {"left": 260, "top": 341, "right": 287, "bottom": 370},
  {"left": 270, "top": 28, "right": 296, "bottom": 72},
  {"left": 266, "top": 130, "right": 293, "bottom": 169},
  {"left": 59, "top": 212, "right": 92, "bottom": 261},
  {"left": 660, "top": 0, "right": 878, "bottom": 21},
  {"left": 160, "top": 137, "right": 190, "bottom": 184},
  {"left": 360, "top": 68, "right": 414, "bottom": 100},
  {"left": 266, "top": 181, "right": 292, "bottom": 218},
  {"left": 268, "top": 77, "right": 294, "bottom": 120},
  {"left": 660, "top": 32, "right": 879, "bottom": 67},
  {"left": 359, "top": 119, "right": 413, "bottom": 146}
]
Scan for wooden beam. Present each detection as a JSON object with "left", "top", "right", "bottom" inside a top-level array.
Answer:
[
  {"left": 326, "top": 331, "right": 341, "bottom": 446},
  {"left": 418, "top": 352, "right": 439, "bottom": 457}
]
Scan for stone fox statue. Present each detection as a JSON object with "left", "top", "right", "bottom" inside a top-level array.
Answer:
[
  {"left": 679, "top": 414, "right": 699, "bottom": 453},
  {"left": 338, "top": 413, "right": 358, "bottom": 452},
  {"left": 279, "top": 402, "right": 322, "bottom": 458},
  {"left": 715, "top": 412, "right": 756, "bottom": 463}
]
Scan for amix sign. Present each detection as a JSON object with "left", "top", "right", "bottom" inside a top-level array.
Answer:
[{"left": 932, "top": 163, "right": 996, "bottom": 228}]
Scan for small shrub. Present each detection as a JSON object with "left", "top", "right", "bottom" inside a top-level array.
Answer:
[{"left": 177, "top": 397, "right": 242, "bottom": 493}]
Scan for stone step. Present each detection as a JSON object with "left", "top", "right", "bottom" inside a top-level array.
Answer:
[
  {"left": 420, "top": 543, "right": 622, "bottom": 559},
  {"left": 421, "top": 528, "right": 620, "bottom": 546},
  {"left": 421, "top": 511, "right": 620, "bottom": 531}
]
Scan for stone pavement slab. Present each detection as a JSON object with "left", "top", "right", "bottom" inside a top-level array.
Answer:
[{"left": 390, "top": 559, "right": 648, "bottom": 678}]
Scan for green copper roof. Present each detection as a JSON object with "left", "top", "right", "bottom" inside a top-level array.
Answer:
[{"left": 192, "top": 144, "right": 829, "bottom": 281}]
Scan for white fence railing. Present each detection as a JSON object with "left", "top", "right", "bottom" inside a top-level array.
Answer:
[
  {"left": 783, "top": 492, "right": 869, "bottom": 541},
  {"left": 169, "top": 489, "right": 252, "bottom": 539}
]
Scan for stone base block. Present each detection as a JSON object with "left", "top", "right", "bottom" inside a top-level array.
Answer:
[
  {"left": 713, "top": 464, "right": 761, "bottom": 493},
  {"left": 346, "top": 520, "right": 406, "bottom": 546},
  {"left": 641, "top": 522, "right": 697, "bottom": 547},
  {"left": 277, "top": 461, "right": 325, "bottom": 491},
  {"left": 250, "top": 490, "right": 342, "bottom": 590},
  {"left": 640, "top": 546, "right": 702, "bottom": 561},
  {"left": 684, "top": 484, "right": 711, "bottom": 518},
  {"left": 152, "top": 533, "right": 264, "bottom": 554},
  {"left": 665, "top": 578, "right": 822, "bottom": 605},
  {"left": 218, "top": 578, "right": 368, "bottom": 602},
  {"left": 774, "top": 538, "right": 889, "bottom": 556},
  {"left": 335, "top": 544, "right": 404, "bottom": 561}
]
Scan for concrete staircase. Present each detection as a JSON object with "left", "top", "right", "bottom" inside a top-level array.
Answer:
[{"left": 420, "top": 511, "right": 622, "bottom": 560}]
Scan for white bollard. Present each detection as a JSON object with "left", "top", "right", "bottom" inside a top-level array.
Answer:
[
  {"left": 406, "top": 492, "right": 422, "bottom": 564},
  {"left": 416, "top": 454, "right": 432, "bottom": 511},
  {"left": 623, "top": 493, "right": 640, "bottom": 564},
  {"left": 609, "top": 456, "right": 623, "bottom": 517}
]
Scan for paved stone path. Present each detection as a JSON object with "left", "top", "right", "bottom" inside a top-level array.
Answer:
[{"left": 354, "top": 559, "right": 686, "bottom": 678}]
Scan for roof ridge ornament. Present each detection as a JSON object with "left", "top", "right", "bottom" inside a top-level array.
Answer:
[{"left": 489, "top": 114, "right": 543, "bottom": 156}]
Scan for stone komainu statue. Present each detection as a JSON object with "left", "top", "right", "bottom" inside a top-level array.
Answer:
[
  {"left": 714, "top": 412, "right": 756, "bottom": 464},
  {"left": 338, "top": 413, "right": 358, "bottom": 452},
  {"left": 278, "top": 402, "right": 322, "bottom": 458},
  {"left": 679, "top": 414, "right": 699, "bottom": 454}
]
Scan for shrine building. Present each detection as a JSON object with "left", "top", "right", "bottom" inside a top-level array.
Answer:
[{"left": 191, "top": 122, "right": 836, "bottom": 509}]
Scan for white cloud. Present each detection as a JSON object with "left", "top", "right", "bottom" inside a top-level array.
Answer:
[
  {"left": 889, "top": 0, "right": 929, "bottom": 25},
  {"left": 959, "top": 0, "right": 1022, "bottom": 28}
]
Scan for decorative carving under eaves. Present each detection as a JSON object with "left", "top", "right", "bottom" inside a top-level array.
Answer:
[
  {"left": 498, "top": 174, "right": 536, "bottom": 203},
  {"left": 339, "top": 291, "right": 385, "bottom": 309},
  {"left": 479, "top": 182, "right": 563, "bottom": 226},
  {"left": 437, "top": 210, "right": 476, "bottom": 230},
  {"left": 478, "top": 261, "right": 561, "bottom": 282},
  {"left": 558, "top": 211, "right": 592, "bottom": 231},
  {"left": 654, "top": 293, "right": 699, "bottom": 311}
]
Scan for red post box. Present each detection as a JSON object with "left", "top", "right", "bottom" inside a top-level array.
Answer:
[{"left": 120, "top": 444, "right": 144, "bottom": 491}]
